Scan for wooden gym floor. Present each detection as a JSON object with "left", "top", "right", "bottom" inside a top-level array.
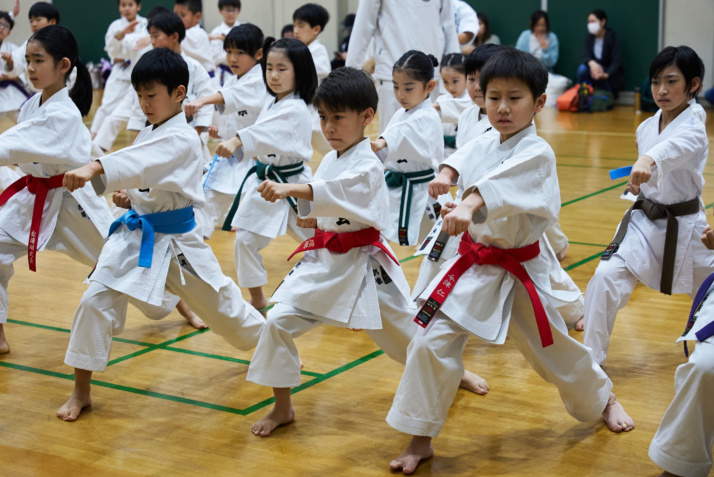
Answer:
[{"left": 0, "top": 95, "right": 712, "bottom": 476}]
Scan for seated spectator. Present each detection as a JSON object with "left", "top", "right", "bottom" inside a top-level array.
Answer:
[
  {"left": 577, "top": 9, "right": 624, "bottom": 96},
  {"left": 474, "top": 12, "right": 499, "bottom": 46},
  {"left": 516, "top": 10, "right": 558, "bottom": 72}
]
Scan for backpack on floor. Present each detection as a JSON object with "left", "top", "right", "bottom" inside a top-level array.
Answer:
[
  {"left": 590, "top": 88, "right": 615, "bottom": 112},
  {"left": 556, "top": 84, "right": 580, "bottom": 111}
]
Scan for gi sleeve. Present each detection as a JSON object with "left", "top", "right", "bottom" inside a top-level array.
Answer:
[
  {"left": 346, "top": 0, "right": 380, "bottom": 68},
  {"left": 646, "top": 119, "right": 708, "bottom": 184},
  {"left": 192, "top": 65, "right": 216, "bottom": 128},
  {"left": 381, "top": 112, "right": 439, "bottom": 168},
  {"left": 441, "top": 0, "right": 460, "bottom": 55},
  {"left": 238, "top": 103, "right": 313, "bottom": 161},
  {"left": 217, "top": 76, "right": 266, "bottom": 115}
]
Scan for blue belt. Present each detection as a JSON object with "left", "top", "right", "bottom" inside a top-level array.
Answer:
[
  {"left": 108, "top": 206, "right": 196, "bottom": 268},
  {"left": 683, "top": 272, "right": 714, "bottom": 356}
]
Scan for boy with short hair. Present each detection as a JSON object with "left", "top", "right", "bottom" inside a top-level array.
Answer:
[
  {"left": 209, "top": 0, "right": 241, "bottom": 86},
  {"left": 386, "top": 49, "right": 634, "bottom": 475},
  {"left": 56, "top": 48, "right": 266, "bottom": 422},
  {"left": 293, "top": 3, "right": 331, "bottom": 156},
  {"left": 174, "top": 0, "right": 214, "bottom": 75},
  {"left": 90, "top": 0, "right": 146, "bottom": 145}
]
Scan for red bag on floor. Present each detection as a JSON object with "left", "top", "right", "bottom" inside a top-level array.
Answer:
[{"left": 556, "top": 84, "right": 580, "bottom": 112}]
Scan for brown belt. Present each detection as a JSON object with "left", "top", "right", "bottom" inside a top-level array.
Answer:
[{"left": 601, "top": 195, "right": 700, "bottom": 295}]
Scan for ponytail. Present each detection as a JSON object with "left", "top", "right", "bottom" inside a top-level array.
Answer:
[
  {"left": 393, "top": 50, "right": 437, "bottom": 85},
  {"left": 28, "top": 25, "right": 92, "bottom": 117}
]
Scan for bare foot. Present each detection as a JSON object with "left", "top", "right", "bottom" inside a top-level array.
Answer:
[
  {"left": 459, "top": 371, "right": 489, "bottom": 395},
  {"left": 0, "top": 324, "right": 9, "bottom": 354},
  {"left": 601, "top": 392, "right": 634, "bottom": 432},
  {"left": 251, "top": 405, "right": 295, "bottom": 437},
  {"left": 574, "top": 316, "right": 585, "bottom": 332},
  {"left": 175, "top": 300, "right": 207, "bottom": 329},
  {"left": 556, "top": 242, "right": 568, "bottom": 261},
  {"left": 299, "top": 357, "right": 304, "bottom": 369},
  {"left": 56, "top": 392, "right": 92, "bottom": 422},
  {"left": 389, "top": 436, "right": 434, "bottom": 475}
]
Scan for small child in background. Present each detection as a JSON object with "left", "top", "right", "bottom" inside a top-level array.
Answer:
[
  {"left": 174, "top": 0, "right": 214, "bottom": 75},
  {"left": 0, "top": 10, "right": 29, "bottom": 125},
  {"left": 90, "top": 0, "right": 146, "bottom": 146},
  {"left": 208, "top": 0, "right": 241, "bottom": 87},
  {"left": 292, "top": 3, "right": 331, "bottom": 157},
  {"left": 185, "top": 23, "right": 268, "bottom": 239},
  {"left": 280, "top": 24, "right": 293, "bottom": 39},
  {"left": 371, "top": 51, "right": 445, "bottom": 247},
  {"left": 432, "top": 53, "right": 470, "bottom": 159},
  {"left": 214, "top": 38, "right": 316, "bottom": 311}
]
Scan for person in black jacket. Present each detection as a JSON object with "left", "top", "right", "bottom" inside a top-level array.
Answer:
[{"left": 577, "top": 9, "right": 624, "bottom": 96}]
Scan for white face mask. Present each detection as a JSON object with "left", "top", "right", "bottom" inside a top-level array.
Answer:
[{"left": 588, "top": 22, "right": 601, "bottom": 35}]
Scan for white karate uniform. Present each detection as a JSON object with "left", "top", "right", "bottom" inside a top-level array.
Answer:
[
  {"left": 689, "top": 98, "right": 706, "bottom": 124},
  {"left": 345, "top": 0, "right": 459, "bottom": 131},
  {"left": 90, "top": 15, "right": 147, "bottom": 138},
  {"left": 649, "top": 280, "right": 714, "bottom": 477},
  {"left": 307, "top": 38, "right": 332, "bottom": 156},
  {"left": 378, "top": 97, "right": 443, "bottom": 246},
  {"left": 436, "top": 90, "right": 471, "bottom": 158},
  {"left": 195, "top": 63, "right": 267, "bottom": 238},
  {"left": 0, "top": 88, "right": 176, "bottom": 325},
  {"left": 453, "top": 0, "right": 478, "bottom": 48},
  {"left": 209, "top": 21, "right": 238, "bottom": 86},
  {"left": 183, "top": 24, "right": 215, "bottom": 74},
  {"left": 455, "top": 104, "right": 489, "bottom": 148},
  {"left": 231, "top": 92, "right": 314, "bottom": 288},
  {"left": 64, "top": 111, "right": 265, "bottom": 372},
  {"left": 387, "top": 125, "right": 610, "bottom": 438},
  {"left": 583, "top": 105, "right": 714, "bottom": 365},
  {"left": 246, "top": 139, "right": 417, "bottom": 388},
  {"left": 0, "top": 39, "right": 28, "bottom": 123}
]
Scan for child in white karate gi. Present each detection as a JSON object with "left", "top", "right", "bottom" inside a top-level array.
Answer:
[
  {"left": 0, "top": 27, "right": 198, "bottom": 356},
  {"left": 246, "top": 67, "right": 481, "bottom": 437},
  {"left": 184, "top": 23, "right": 268, "bottom": 239},
  {"left": 371, "top": 51, "right": 444, "bottom": 247},
  {"left": 89, "top": 0, "right": 146, "bottom": 145},
  {"left": 649, "top": 228, "right": 714, "bottom": 477},
  {"left": 387, "top": 49, "right": 633, "bottom": 475},
  {"left": 215, "top": 38, "right": 316, "bottom": 311},
  {"left": 0, "top": 11, "right": 29, "bottom": 125},
  {"left": 56, "top": 48, "right": 265, "bottom": 422},
  {"left": 432, "top": 53, "right": 471, "bottom": 159},
  {"left": 208, "top": 0, "right": 241, "bottom": 87},
  {"left": 173, "top": 0, "right": 214, "bottom": 75},
  {"left": 293, "top": 3, "right": 332, "bottom": 157},
  {"left": 580, "top": 46, "right": 714, "bottom": 365}
]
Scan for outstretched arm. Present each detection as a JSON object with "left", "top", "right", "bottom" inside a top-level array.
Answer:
[
  {"left": 258, "top": 180, "right": 313, "bottom": 202},
  {"left": 63, "top": 161, "right": 104, "bottom": 192},
  {"left": 442, "top": 189, "right": 484, "bottom": 236}
]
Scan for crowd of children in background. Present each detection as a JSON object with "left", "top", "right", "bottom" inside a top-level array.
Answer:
[{"left": 0, "top": 1, "right": 712, "bottom": 476}]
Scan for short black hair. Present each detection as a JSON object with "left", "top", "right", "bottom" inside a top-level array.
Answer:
[
  {"left": 589, "top": 9, "right": 607, "bottom": 25},
  {"left": 464, "top": 44, "right": 509, "bottom": 76},
  {"left": 313, "top": 67, "right": 378, "bottom": 113},
  {"left": 281, "top": 24, "right": 293, "bottom": 37},
  {"left": 440, "top": 53, "right": 465, "bottom": 75},
  {"left": 149, "top": 12, "right": 186, "bottom": 44},
  {"left": 224, "top": 23, "right": 263, "bottom": 56},
  {"left": 132, "top": 47, "right": 189, "bottom": 98},
  {"left": 293, "top": 3, "right": 329, "bottom": 31},
  {"left": 174, "top": 0, "right": 202, "bottom": 14},
  {"left": 218, "top": 0, "right": 241, "bottom": 9},
  {"left": 117, "top": 0, "right": 141, "bottom": 5},
  {"left": 529, "top": 10, "right": 549, "bottom": 33},
  {"left": 147, "top": 6, "right": 170, "bottom": 21},
  {"left": 263, "top": 38, "right": 317, "bottom": 104},
  {"left": 0, "top": 11, "right": 14, "bottom": 30},
  {"left": 393, "top": 50, "right": 438, "bottom": 85},
  {"left": 649, "top": 46, "right": 704, "bottom": 99},
  {"left": 480, "top": 48, "right": 548, "bottom": 99},
  {"left": 28, "top": 2, "right": 60, "bottom": 23}
]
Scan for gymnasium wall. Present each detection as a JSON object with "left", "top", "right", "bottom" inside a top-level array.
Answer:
[{"left": 1, "top": 0, "right": 712, "bottom": 92}]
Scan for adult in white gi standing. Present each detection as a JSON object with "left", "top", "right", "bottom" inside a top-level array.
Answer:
[
  {"left": 581, "top": 46, "right": 714, "bottom": 366},
  {"left": 57, "top": 48, "right": 265, "bottom": 422},
  {"left": 345, "top": 0, "right": 459, "bottom": 133}
]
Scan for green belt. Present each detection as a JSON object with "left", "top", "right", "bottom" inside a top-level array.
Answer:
[
  {"left": 222, "top": 161, "right": 305, "bottom": 231},
  {"left": 384, "top": 168, "right": 435, "bottom": 245},
  {"left": 444, "top": 135, "right": 457, "bottom": 149}
]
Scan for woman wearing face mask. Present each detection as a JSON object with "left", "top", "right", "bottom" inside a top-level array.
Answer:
[
  {"left": 515, "top": 10, "right": 559, "bottom": 72},
  {"left": 577, "top": 9, "right": 624, "bottom": 96}
]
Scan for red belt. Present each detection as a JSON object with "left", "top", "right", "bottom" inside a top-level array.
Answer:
[
  {"left": 415, "top": 233, "right": 554, "bottom": 348},
  {"left": 288, "top": 227, "right": 399, "bottom": 264},
  {"left": 0, "top": 174, "right": 65, "bottom": 271}
]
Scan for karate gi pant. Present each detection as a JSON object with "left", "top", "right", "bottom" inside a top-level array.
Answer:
[
  {"left": 583, "top": 254, "right": 713, "bottom": 365},
  {"left": 233, "top": 213, "right": 313, "bottom": 289},
  {"left": 0, "top": 194, "right": 177, "bottom": 325},
  {"left": 387, "top": 283, "right": 612, "bottom": 438},
  {"left": 90, "top": 76, "right": 130, "bottom": 137},
  {"left": 246, "top": 262, "right": 416, "bottom": 388},
  {"left": 65, "top": 254, "right": 266, "bottom": 372},
  {"left": 194, "top": 188, "right": 234, "bottom": 240},
  {"left": 649, "top": 338, "right": 714, "bottom": 477},
  {"left": 544, "top": 222, "right": 568, "bottom": 255},
  {"left": 92, "top": 92, "right": 133, "bottom": 152}
]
